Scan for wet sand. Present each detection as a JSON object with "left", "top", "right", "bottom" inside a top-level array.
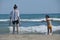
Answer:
[{"left": 0, "top": 34, "right": 60, "bottom": 40}]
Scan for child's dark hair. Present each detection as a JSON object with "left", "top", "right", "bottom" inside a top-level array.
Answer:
[
  {"left": 14, "top": 4, "right": 17, "bottom": 9},
  {"left": 46, "top": 15, "right": 49, "bottom": 18}
]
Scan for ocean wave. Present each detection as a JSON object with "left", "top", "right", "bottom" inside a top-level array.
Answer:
[
  {"left": 0, "top": 18, "right": 60, "bottom": 22},
  {"left": 8, "top": 25, "right": 60, "bottom": 33}
]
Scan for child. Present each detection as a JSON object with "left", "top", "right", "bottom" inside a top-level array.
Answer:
[
  {"left": 46, "top": 15, "right": 52, "bottom": 35},
  {"left": 10, "top": 4, "right": 20, "bottom": 34}
]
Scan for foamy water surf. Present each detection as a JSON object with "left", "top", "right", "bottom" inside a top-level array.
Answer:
[
  {"left": 0, "top": 18, "right": 60, "bottom": 34},
  {"left": 8, "top": 25, "right": 60, "bottom": 34}
]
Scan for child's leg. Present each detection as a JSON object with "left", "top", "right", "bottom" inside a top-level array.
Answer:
[
  {"left": 13, "top": 24, "right": 15, "bottom": 34},
  {"left": 16, "top": 24, "right": 19, "bottom": 34},
  {"left": 47, "top": 28, "right": 49, "bottom": 35},
  {"left": 49, "top": 27, "right": 52, "bottom": 35},
  {"left": 50, "top": 27, "right": 52, "bottom": 33}
]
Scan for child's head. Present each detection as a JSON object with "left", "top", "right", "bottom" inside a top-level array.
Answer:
[
  {"left": 14, "top": 4, "right": 17, "bottom": 9},
  {"left": 46, "top": 15, "right": 50, "bottom": 18},
  {"left": 46, "top": 15, "right": 50, "bottom": 21}
]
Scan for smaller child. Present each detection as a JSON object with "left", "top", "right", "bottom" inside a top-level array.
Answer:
[{"left": 46, "top": 15, "right": 52, "bottom": 35}]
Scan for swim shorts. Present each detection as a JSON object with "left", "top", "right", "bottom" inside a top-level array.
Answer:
[{"left": 12, "top": 20, "right": 19, "bottom": 24}]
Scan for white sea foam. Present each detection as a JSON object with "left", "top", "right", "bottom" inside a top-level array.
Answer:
[
  {"left": 0, "top": 18, "right": 60, "bottom": 33},
  {"left": 0, "top": 19, "right": 9, "bottom": 21},
  {"left": 0, "top": 18, "right": 60, "bottom": 22},
  {"left": 8, "top": 25, "right": 60, "bottom": 33}
]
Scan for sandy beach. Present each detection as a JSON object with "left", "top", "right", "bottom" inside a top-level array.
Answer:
[{"left": 0, "top": 34, "right": 60, "bottom": 40}]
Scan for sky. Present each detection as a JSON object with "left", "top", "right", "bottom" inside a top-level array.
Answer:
[{"left": 0, "top": 0, "right": 60, "bottom": 14}]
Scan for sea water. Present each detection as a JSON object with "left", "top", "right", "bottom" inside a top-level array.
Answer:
[{"left": 0, "top": 13, "right": 60, "bottom": 34}]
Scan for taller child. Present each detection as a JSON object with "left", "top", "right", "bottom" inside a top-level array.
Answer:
[{"left": 10, "top": 4, "right": 20, "bottom": 34}]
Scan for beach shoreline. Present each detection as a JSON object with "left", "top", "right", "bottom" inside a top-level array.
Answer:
[{"left": 0, "top": 34, "right": 60, "bottom": 40}]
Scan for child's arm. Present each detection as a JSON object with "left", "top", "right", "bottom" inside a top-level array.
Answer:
[
  {"left": 9, "top": 11, "right": 12, "bottom": 26},
  {"left": 47, "top": 18, "right": 53, "bottom": 21}
]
